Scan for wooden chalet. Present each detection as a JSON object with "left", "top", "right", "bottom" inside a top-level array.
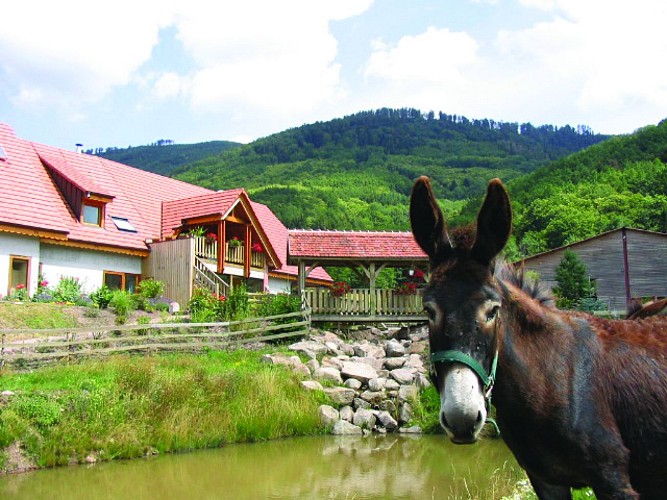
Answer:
[{"left": 0, "top": 123, "right": 331, "bottom": 307}]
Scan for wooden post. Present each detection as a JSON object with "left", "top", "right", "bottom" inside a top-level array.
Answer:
[
  {"left": 244, "top": 224, "right": 251, "bottom": 278},
  {"left": 218, "top": 221, "right": 226, "bottom": 274},
  {"left": 369, "top": 262, "right": 376, "bottom": 317}
]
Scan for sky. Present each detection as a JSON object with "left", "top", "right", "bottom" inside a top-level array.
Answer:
[{"left": 1, "top": 0, "right": 666, "bottom": 151}]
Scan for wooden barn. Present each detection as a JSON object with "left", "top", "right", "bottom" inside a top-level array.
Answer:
[{"left": 519, "top": 228, "right": 667, "bottom": 313}]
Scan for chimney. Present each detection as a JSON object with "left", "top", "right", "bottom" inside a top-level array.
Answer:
[{"left": 75, "top": 143, "right": 83, "bottom": 153}]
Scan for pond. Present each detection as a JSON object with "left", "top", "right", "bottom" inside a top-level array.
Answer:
[{"left": 0, "top": 435, "right": 524, "bottom": 499}]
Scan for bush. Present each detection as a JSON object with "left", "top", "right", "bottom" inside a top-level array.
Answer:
[
  {"left": 137, "top": 279, "right": 164, "bottom": 299},
  {"left": 90, "top": 285, "right": 113, "bottom": 309},
  {"left": 109, "top": 290, "right": 135, "bottom": 322},
  {"left": 51, "top": 276, "right": 84, "bottom": 304},
  {"left": 254, "top": 293, "right": 301, "bottom": 317}
]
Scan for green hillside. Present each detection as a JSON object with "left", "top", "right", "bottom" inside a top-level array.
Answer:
[
  {"left": 449, "top": 120, "right": 667, "bottom": 258},
  {"left": 173, "top": 108, "right": 607, "bottom": 230},
  {"left": 93, "top": 140, "right": 242, "bottom": 176}
]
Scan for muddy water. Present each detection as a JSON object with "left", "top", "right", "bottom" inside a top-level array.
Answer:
[{"left": 0, "top": 435, "right": 522, "bottom": 499}]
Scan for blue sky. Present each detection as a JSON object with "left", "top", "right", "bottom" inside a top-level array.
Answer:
[{"left": 1, "top": 0, "right": 666, "bottom": 151}]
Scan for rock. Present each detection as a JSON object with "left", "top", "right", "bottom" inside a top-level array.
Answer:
[
  {"left": 289, "top": 340, "right": 328, "bottom": 356},
  {"left": 379, "top": 399, "right": 396, "bottom": 414},
  {"left": 341, "top": 361, "right": 378, "bottom": 384},
  {"left": 384, "top": 379, "right": 401, "bottom": 391},
  {"left": 398, "top": 425, "right": 422, "bottom": 434},
  {"left": 318, "top": 405, "right": 340, "bottom": 427},
  {"left": 323, "top": 387, "right": 356, "bottom": 406},
  {"left": 325, "top": 341, "right": 339, "bottom": 354},
  {"left": 359, "top": 390, "right": 386, "bottom": 406},
  {"left": 85, "top": 454, "right": 97, "bottom": 464},
  {"left": 395, "top": 326, "right": 411, "bottom": 340},
  {"left": 385, "top": 340, "right": 406, "bottom": 357},
  {"left": 353, "top": 398, "right": 371, "bottom": 410},
  {"left": 409, "top": 342, "right": 427, "bottom": 355},
  {"left": 1, "top": 390, "right": 15, "bottom": 397},
  {"left": 398, "top": 385, "right": 419, "bottom": 403},
  {"left": 344, "top": 378, "right": 362, "bottom": 390},
  {"left": 399, "top": 402, "right": 414, "bottom": 424},
  {"left": 405, "top": 353, "right": 424, "bottom": 370},
  {"left": 390, "top": 368, "right": 414, "bottom": 385},
  {"left": 331, "top": 420, "right": 363, "bottom": 435},
  {"left": 300, "top": 349, "right": 318, "bottom": 361},
  {"left": 352, "top": 345, "right": 366, "bottom": 357},
  {"left": 301, "top": 380, "right": 324, "bottom": 391},
  {"left": 352, "top": 356, "right": 384, "bottom": 372},
  {"left": 384, "top": 357, "right": 406, "bottom": 370},
  {"left": 353, "top": 408, "right": 376, "bottom": 430},
  {"left": 376, "top": 411, "right": 398, "bottom": 431},
  {"left": 339, "top": 344, "right": 355, "bottom": 356},
  {"left": 313, "top": 367, "right": 343, "bottom": 384},
  {"left": 168, "top": 302, "right": 180, "bottom": 314},
  {"left": 417, "top": 373, "right": 432, "bottom": 389},
  {"left": 305, "top": 359, "right": 320, "bottom": 373},
  {"left": 339, "top": 405, "right": 354, "bottom": 422},
  {"left": 367, "top": 377, "right": 386, "bottom": 392}
]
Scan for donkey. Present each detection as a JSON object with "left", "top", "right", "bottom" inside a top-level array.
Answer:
[{"left": 410, "top": 176, "right": 667, "bottom": 499}]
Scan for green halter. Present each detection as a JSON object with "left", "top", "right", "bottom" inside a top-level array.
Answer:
[{"left": 430, "top": 349, "right": 500, "bottom": 436}]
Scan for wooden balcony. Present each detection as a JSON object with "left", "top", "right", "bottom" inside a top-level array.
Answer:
[
  {"left": 194, "top": 237, "right": 265, "bottom": 270},
  {"left": 304, "top": 288, "right": 427, "bottom": 323}
]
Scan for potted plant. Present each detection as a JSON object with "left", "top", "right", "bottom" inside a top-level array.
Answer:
[
  {"left": 251, "top": 242, "right": 263, "bottom": 253},
  {"left": 228, "top": 236, "right": 242, "bottom": 248}
]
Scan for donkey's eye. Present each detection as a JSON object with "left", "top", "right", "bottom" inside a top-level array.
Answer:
[{"left": 486, "top": 305, "right": 500, "bottom": 322}]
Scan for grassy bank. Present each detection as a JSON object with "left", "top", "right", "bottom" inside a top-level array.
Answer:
[{"left": 0, "top": 350, "right": 326, "bottom": 472}]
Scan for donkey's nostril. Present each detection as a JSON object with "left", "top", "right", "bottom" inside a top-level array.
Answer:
[{"left": 476, "top": 411, "right": 483, "bottom": 424}]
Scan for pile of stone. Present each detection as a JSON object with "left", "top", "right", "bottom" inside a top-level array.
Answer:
[{"left": 262, "top": 325, "right": 431, "bottom": 436}]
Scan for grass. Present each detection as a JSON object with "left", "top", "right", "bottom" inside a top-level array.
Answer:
[
  {"left": 0, "top": 303, "right": 80, "bottom": 330},
  {"left": 0, "top": 350, "right": 327, "bottom": 470}
]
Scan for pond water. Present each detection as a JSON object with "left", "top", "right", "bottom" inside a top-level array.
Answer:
[{"left": 0, "top": 435, "right": 523, "bottom": 499}]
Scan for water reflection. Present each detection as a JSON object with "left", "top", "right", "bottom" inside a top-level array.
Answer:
[{"left": 0, "top": 435, "right": 521, "bottom": 499}]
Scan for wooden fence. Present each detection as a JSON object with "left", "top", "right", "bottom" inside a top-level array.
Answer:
[
  {"left": 0, "top": 309, "right": 311, "bottom": 368},
  {"left": 304, "top": 288, "right": 426, "bottom": 323}
]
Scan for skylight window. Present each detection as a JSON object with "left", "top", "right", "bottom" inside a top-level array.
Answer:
[{"left": 111, "top": 216, "right": 137, "bottom": 232}]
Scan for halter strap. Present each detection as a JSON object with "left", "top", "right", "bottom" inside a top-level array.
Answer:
[{"left": 430, "top": 349, "right": 499, "bottom": 393}]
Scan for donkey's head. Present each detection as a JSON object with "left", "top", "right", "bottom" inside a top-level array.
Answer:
[{"left": 410, "top": 176, "right": 512, "bottom": 444}]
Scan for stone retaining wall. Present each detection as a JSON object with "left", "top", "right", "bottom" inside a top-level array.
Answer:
[{"left": 262, "top": 325, "right": 431, "bottom": 435}]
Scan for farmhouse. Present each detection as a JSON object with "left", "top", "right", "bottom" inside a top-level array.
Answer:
[
  {"left": 0, "top": 123, "right": 331, "bottom": 306},
  {"left": 519, "top": 227, "right": 667, "bottom": 312}
]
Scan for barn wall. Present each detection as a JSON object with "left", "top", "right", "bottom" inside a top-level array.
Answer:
[{"left": 522, "top": 229, "right": 667, "bottom": 312}]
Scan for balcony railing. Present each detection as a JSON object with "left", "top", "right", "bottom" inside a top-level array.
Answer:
[{"left": 194, "top": 237, "right": 265, "bottom": 269}]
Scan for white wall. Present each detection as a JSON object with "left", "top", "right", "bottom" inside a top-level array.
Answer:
[
  {"left": 0, "top": 232, "right": 40, "bottom": 298},
  {"left": 268, "top": 276, "right": 292, "bottom": 294},
  {"left": 40, "top": 244, "right": 142, "bottom": 294}
]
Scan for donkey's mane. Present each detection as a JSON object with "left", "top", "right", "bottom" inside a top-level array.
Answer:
[{"left": 494, "top": 260, "right": 556, "bottom": 308}]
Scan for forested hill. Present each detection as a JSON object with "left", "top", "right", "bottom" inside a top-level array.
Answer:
[
  {"left": 93, "top": 140, "right": 241, "bottom": 176},
  {"left": 465, "top": 119, "right": 666, "bottom": 258},
  {"left": 173, "top": 108, "right": 608, "bottom": 230}
]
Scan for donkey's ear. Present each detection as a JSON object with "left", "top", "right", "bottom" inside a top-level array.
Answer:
[
  {"left": 410, "top": 176, "right": 452, "bottom": 263},
  {"left": 471, "top": 178, "right": 512, "bottom": 265}
]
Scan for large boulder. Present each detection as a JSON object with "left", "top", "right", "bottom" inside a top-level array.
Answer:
[
  {"left": 341, "top": 361, "right": 378, "bottom": 384},
  {"left": 331, "top": 420, "right": 363, "bottom": 435},
  {"left": 318, "top": 405, "right": 339, "bottom": 427}
]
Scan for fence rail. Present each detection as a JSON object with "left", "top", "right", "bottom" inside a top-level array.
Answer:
[
  {"left": 304, "top": 288, "right": 423, "bottom": 317},
  {"left": 0, "top": 309, "right": 311, "bottom": 368}
]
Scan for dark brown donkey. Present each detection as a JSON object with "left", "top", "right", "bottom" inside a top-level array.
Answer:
[{"left": 410, "top": 176, "right": 667, "bottom": 499}]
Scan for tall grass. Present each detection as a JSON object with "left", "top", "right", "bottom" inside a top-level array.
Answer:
[{"left": 0, "top": 351, "right": 326, "bottom": 469}]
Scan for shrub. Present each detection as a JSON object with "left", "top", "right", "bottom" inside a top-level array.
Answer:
[
  {"left": 90, "top": 285, "right": 113, "bottom": 309},
  {"left": 254, "top": 293, "right": 301, "bottom": 317},
  {"left": 137, "top": 279, "right": 164, "bottom": 299},
  {"left": 109, "top": 290, "right": 135, "bottom": 321},
  {"left": 52, "top": 276, "right": 84, "bottom": 304}
]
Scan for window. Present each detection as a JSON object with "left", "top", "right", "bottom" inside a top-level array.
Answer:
[
  {"left": 104, "top": 271, "right": 140, "bottom": 292},
  {"left": 9, "top": 256, "right": 30, "bottom": 295},
  {"left": 82, "top": 202, "right": 103, "bottom": 226},
  {"left": 111, "top": 216, "right": 137, "bottom": 232}
]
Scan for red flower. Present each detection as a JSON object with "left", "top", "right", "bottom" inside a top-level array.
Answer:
[
  {"left": 40, "top": 280, "right": 49, "bottom": 287},
  {"left": 16, "top": 283, "right": 25, "bottom": 290},
  {"left": 251, "top": 243, "right": 263, "bottom": 253},
  {"left": 205, "top": 232, "right": 218, "bottom": 241}
]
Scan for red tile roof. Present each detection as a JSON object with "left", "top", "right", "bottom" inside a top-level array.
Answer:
[
  {"left": 288, "top": 230, "right": 427, "bottom": 263},
  {"left": 252, "top": 203, "right": 332, "bottom": 282},
  {"left": 161, "top": 189, "right": 245, "bottom": 238}
]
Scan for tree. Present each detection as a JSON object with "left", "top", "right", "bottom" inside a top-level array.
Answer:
[{"left": 552, "top": 249, "right": 594, "bottom": 309}]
